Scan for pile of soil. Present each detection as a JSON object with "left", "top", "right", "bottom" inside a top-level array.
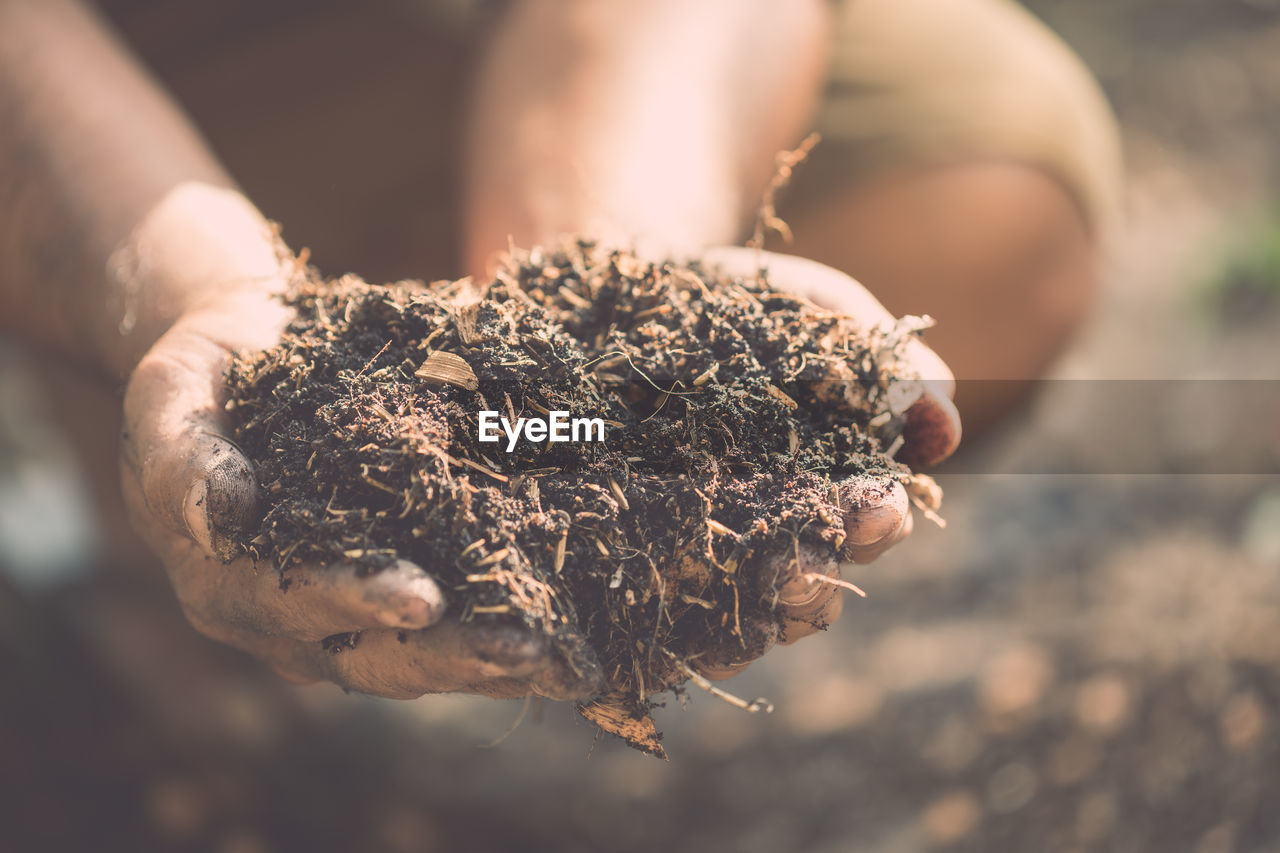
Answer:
[{"left": 226, "top": 240, "right": 934, "bottom": 757}]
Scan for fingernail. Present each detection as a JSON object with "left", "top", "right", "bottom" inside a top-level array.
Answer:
[
  {"left": 839, "top": 481, "right": 908, "bottom": 547},
  {"left": 376, "top": 596, "right": 428, "bottom": 628},
  {"left": 777, "top": 572, "right": 828, "bottom": 608},
  {"left": 898, "top": 389, "right": 962, "bottom": 468},
  {"left": 469, "top": 624, "right": 548, "bottom": 674},
  {"left": 845, "top": 502, "right": 904, "bottom": 547},
  {"left": 182, "top": 479, "right": 215, "bottom": 555},
  {"left": 375, "top": 593, "right": 445, "bottom": 629},
  {"left": 370, "top": 562, "right": 447, "bottom": 628},
  {"left": 696, "top": 659, "right": 752, "bottom": 681}
]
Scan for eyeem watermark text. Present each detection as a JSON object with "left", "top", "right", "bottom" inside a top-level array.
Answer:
[{"left": 478, "top": 410, "right": 605, "bottom": 452}]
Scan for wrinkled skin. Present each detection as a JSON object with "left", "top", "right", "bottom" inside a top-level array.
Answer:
[{"left": 121, "top": 248, "right": 959, "bottom": 700}]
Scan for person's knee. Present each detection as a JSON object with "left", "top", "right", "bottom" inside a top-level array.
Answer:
[
  {"left": 775, "top": 0, "right": 1120, "bottom": 429},
  {"left": 783, "top": 161, "right": 1099, "bottom": 432}
]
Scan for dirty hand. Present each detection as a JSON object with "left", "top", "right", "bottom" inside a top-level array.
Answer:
[
  {"left": 692, "top": 248, "right": 961, "bottom": 680},
  {"left": 121, "top": 278, "right": 599, "bottom": 701}
]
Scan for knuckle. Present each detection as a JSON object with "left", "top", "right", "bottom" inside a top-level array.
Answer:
[{"left": 327, "top": 645, "right": 428, "bottom": 699}]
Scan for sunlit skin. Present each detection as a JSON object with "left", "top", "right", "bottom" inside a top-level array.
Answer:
[{"left": 0, "top": 0, "right": 997, "bottom": 698}]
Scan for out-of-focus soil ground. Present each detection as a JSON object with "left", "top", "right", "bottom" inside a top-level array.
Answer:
[{"left": 4, "top": 2, "right": 1280, "bottom": 851}]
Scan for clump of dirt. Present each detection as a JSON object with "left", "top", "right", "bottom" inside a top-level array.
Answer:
[{"left": 226, "top": 240, "right": 936, "bottom": 757}]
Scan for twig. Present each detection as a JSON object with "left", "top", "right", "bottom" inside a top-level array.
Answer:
[
  {"left": 748, "top": 132, "right": 822, "bottom": 251},
  {"left": 480, "top": 695, "right": 533, "bottom": 748},
  {"left": 357, "top": 339, "right": 393, "bottom": 376},
  {"left": 670, "top": 656, "right": 774, "bottom": 714}
]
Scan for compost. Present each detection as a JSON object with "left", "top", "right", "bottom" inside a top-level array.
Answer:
[{"left": 226, "top": 240, "right": 936, "bottom": 756}]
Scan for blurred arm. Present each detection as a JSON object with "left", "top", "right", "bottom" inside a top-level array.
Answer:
[
  {"left": 463, "top": 0, "right": 832, "bottom": 273},
  {"left": 0, "top": 0, "right": 283, "bottom": 381}
]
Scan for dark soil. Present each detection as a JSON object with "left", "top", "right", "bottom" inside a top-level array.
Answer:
[{"left": 225, "top": 240, "right": 928, "bottom": 756}]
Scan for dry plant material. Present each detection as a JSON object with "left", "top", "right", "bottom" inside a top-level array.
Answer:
[{"left": 226, "top": 240, "right": 937, "bottom": 758}]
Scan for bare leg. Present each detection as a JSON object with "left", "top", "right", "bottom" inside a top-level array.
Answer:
[{"left": 777, "top": 0, "right": 1119, "bottom": 437}]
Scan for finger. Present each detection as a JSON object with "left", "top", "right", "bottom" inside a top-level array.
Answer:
[
  {"left": 848, "top": 508, "right": 914, "bottom": 568},
  {"left": 259, "top": 624, "right": 599, "bottom": 700},
  {"left": 330, "top": 622, "right": 548, "bottom": 699},
  {"left": 460, "top": 660, "right": 603, "bottom": 701},
  {"left": 281, "top": 559, "right": 449, "bottom": 633},
  {"left": 772, "top": 544, "right": 845, "bottom": 645},
  {"left": 780, "top": 577, "right": 845, "bottom": 645},
  {"left": 123, "top": 324, "right": 257, "bottom": 562},
  {"left": 206, "top": 558, "right": 447, "bottom": 642},
  {"left": 696, "top": 614, "right": 780, "bottom": 681},
  {"left": 244, "top": 621, "right": 541, "bottom": 699},
  {"left": 463, "top": 676, "right": 542, "bottom": 700},
  {"left": 120, "top": 456, "right": 449, "bottom": 643},
  {"left": 697, "top": 660, "right": 752, "bottom": 681},
  {"left": 528, "top": 645, "right": 605, "bottom": 701},
  {"left": 839, "top": 477, "right": 912, "bottom": 564},
  {"left": 300, "top": 621, "right": 599, "bottom": 700},
  {"left": 123, "top": 284, "right": 293, "bottom": 560},
  {"left": 899, "top": 388, "right": 962, "bottom": 468}
]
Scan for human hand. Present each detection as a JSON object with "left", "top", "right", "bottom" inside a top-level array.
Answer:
[
  {"left": 120, "top": 278, "right": 601, "bottom": 700},
  {"left": 690, "top": 248, "right": 961, "bottom": 680}
]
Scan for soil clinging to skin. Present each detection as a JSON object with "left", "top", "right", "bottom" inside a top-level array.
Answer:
[{"left": 226, "top": 240, "right": 935, "bottom": 757}]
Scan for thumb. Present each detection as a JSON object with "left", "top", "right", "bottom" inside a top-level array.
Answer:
[
  {"left": 123, "top": 322, "right": 257, "bottom": 561},
  {"left": 180, "top": 437, "right": 257, "bottom": 561}
]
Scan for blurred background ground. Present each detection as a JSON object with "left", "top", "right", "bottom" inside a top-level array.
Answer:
[{"left": 3, "top": 1, "right": 1280, "bottom": 851}]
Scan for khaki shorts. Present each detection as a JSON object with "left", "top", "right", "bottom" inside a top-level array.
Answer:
[
  {"left": 108, "top": 0, "right": 1122, "bottom": 258},
  {"left": 806, "top": 0, "right": 1122, "bottom": 234}
]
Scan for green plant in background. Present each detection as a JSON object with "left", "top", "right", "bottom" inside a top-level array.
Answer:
[{"left": 1201, "top": 210, "right": 1280, "bottom": 325}]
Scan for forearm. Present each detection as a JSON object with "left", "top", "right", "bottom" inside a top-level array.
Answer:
[
  {"left": 463, "top": 0, "right": 831, "bottom": 274},
  {"left": 0, "top": 0, "right": 283, "bottom": 381}
]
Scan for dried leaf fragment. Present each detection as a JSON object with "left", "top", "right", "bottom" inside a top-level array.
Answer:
[
  {"left": 415, "top": 350, "right": 479, "bottom": 391},
  {"left": 577, "top": 697, "right": 668, "bottom": 760},
  {"left": 766, "top": 383, "right": 797, "bottom": 409},
  {"left": 451, "top": 302, "right": 490, "bottom": 346}
]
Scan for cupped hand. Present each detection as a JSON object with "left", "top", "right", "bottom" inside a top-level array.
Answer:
[
  {"left": 121, "top": 279, "right": 599, "bottom": 701},
  {"left": 691, "top": 248, "right": 961, "bottom": 680}
]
